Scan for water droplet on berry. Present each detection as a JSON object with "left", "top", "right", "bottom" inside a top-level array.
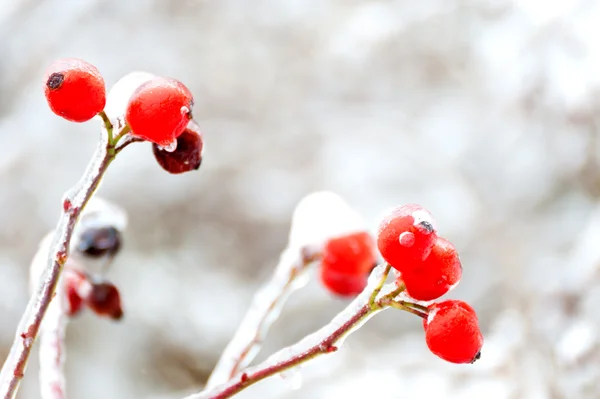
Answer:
[
  {"left": 180, "top": 105, "right": 191, "bottom": 117},
  {"left": 399, "top": 232, "right": 415, "bottom": 247},
  {"left": 159, "top": 140, "right": 178, "bottom": 153}
]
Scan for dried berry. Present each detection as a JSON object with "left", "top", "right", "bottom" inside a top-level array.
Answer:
[
  {"left": 86, "top": 281, "right": 123, "bottom": 320},
  {"left": 76, "top": 226, "right": 122, "bottom": 258},
  {"left": 152, "top": 121, "right": 204, "bottom": 174}
]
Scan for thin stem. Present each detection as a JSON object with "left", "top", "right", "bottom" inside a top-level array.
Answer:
[
  {"left": 389, "top": 301, "right": 428, "bottom": 318},
  {"left": 380, "top": 284, "right": 405, "bottom": 303},
  {"left": 185, "top": 264, "right": 392, "bottom": 399},
  {"left": 0, "top": 128, "right": 116, "bottom": 399},
  {"left": 114, "top": 136, "right": 144, "bottom": 156},
  {"left": 98, "top": 111, "right": 113, "bottom": 142},
  {"left": 112, "top": 125, "right": 131, "bottom": 146},
  {"left": 206, "top": 247, "right": 321, "bottom": 388},
  {"left": 369, "top": 264, "right": 391, "bottom": 306},
  {"left": 38, "top": 281, "right": 68, "bottom": 399}
]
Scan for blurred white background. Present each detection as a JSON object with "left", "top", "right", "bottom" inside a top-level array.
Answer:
[{"left": 2, "top": 0, "right": 600, "bottom": 398}]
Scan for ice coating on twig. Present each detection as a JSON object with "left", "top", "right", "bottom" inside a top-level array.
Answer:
[
  {"left": 208, "top": 191, "right": 367, "bottom": 388},
  {"left": 29, "top": 198, "right": 127, "bottom": 291},
  {"left": 0, "top": 129, "right": 113, "bottom": 398},
  {"left": 288, "top": 191, "right": 366, "bottom": 249},
  {"left": 206, "top": 246, "right": 319, "bottom": 388},
  {"left": 102, "top": 71, "right": 155, "bottom": 124},
  {"left": 76, "top": 197, "right": 128, "bottom": 232},
  {"left": 29, "top": 233, "right": 54, "bottom": 295},
  {"left": 39, "top": 278, "right": 68, "bottom": 399},
  {"left": 186, "top": 265, "right": 390, "bottom": 399}
]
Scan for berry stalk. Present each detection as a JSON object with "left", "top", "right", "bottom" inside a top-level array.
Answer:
[
  {"left": 0, "top": 115, "right": 124, "bottom": 399},
  {"left": 206, "top": 246, "right": 321, "bottom": 388},
  {"left": 187, "top": 263, "right": 416, "bottom": 399}
]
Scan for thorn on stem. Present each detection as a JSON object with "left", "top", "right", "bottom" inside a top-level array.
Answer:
[{"left": 240, "top": 373, "right": 249, "bottom": 383}]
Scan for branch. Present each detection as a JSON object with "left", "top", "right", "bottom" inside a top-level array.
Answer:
[
  {"left": 206, "top": 246, "right": 321, "bottom": 388},
  {"left": 0, "top": 128, "right": 116, "bottom": 399},
  {"left": 38, "top": 279, "right": 68, "bottom": 399},
  {"left": 186, "top": 264, "right": 403, "bottom": 399}
]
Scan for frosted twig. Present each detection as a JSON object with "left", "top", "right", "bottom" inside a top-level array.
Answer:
[
  {"left": 185, "top": 264, "right": 415, "bottom": 399},
  {"left": 39, "top": 279, "right": 68, "bottom": 399},
  {"left": 206, "top": 246, "right": 321, "bottom": 388},
  {"left": 0, "top": 119, "right": 130, "bottom": 399}
]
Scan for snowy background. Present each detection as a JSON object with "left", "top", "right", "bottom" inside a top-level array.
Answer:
[{"left": 2, "top": 0, "right": 600, "bottom": 398}]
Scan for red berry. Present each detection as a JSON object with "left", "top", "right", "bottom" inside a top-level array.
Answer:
[
  {"left": 63, "top": 269, "right": 91, "bottom": 317},
  {"left": 44, "top": 58, "right": 106, "bottom": 122},
  {"left": 125, "top": 77, "right": 193, "bottom": 147},
  {"left": 398, "top": 237, "right": 462, "bottom": 301},
  {"left": 377, "top": 204, "right": 437, "bottom": 272},
  {"left": 320, "top": 266, "right": 368, "bottom": 297},
  {"left": 321, "top": 232, "right": 377, "bottom": 275},
  {"left": 152, "top": 121, "right": 204, "bottom": 174},
  {"left": 86, "top": 281, "right": 123, "bottom": 320},
  {"left": 423, "top": 300, "right": 483, "bottom": 364}
]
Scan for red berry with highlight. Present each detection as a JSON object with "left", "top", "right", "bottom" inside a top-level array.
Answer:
[
  {"left": 423, "top": 300, "right": 483, "bottom": 364},
  {"left": 125, "top": 77, "right": 193, "bottom": 147},
  {"left": 44, "top": 58, "right": 106, "bottom": 122},
  {"left": 152, "top": 120, "right": 204, "bottom": 174},
  {"left": 377, "top": 204, "right": 437, "bottom": 272},
  {"left": 86, "top": 280, "right": 123, "bottom": 320},
  {"left": 320, "top": 266, "right": 368, "bottom": 297},
  {"left": 399, "top": 236, "right": 462, "bottom": 301}
]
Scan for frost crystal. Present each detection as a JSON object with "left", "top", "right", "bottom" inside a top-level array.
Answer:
[
  {"left": 288, "top": 191, "right": 366, "bottom": 249},
  {"left": 102, "top": 71, "right": 155, "bottom": 122}
]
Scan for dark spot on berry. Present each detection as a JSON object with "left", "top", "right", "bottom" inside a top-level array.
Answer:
[
  {"left": 77, "top": 227, "right": 122, "bottom": 258},
  {"left": 470, "top": 351, "right": 481, "bottom": 364},
  {"left": 47, "top": 73, "right": 64, "bottom": 90},
  {"left": 418, "top": 221, "right": 434, "bottom": 233}
]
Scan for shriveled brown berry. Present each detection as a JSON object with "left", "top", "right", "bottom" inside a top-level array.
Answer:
[
  {"left": 86, "top": 281, "right": 123, "bottom": 320},
  {"left": 152, "top": 121, "right": 204, "bottom": 174},
  {"left": 76, "top": 226, "right": 122, "bottom": 258}
]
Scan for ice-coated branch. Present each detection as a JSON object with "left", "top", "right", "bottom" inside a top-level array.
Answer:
[
  {"left": 207, "top": 191, "right": 368, "bottom": 389},
  {"left": 207, "top": 247, "right": 321, "bottom": 388},
  {"left": 185, "top": 264, "right": 406, "bottom": 399},
  {"left": 38, "top": 280, "right": 68, "bottom": 399},
  {"left": 0, "top": 118, "right": 126, "bottom": 399}
]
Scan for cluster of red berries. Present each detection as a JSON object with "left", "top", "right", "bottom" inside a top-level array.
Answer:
[
  {"left": 43, "top": 58, "right": 203, "bottom": 174},
  {"left": 319, "top": 204, "right": 482, "bottom": 364},
  {"left": 63, "top": 225, "right": 125, "bottom": 320}
]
